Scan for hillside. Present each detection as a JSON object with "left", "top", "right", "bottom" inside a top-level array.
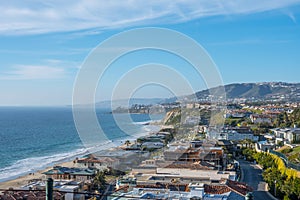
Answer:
[
  {"left": 93, "top": 82, "right": 300, "bottom": 109},
  {"left": 195, "top": 82, "right": 300, "bottom": 102}
]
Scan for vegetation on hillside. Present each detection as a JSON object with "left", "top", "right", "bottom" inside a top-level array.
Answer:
[
  {"left": 275, "top": 108, "right": 300, "bottom": 128},
  {"left": 279, "top": 146, "right": 300, "bottom": 165},
  {"left": 242, "top": 149, "right": 300, "bottom": 199}
]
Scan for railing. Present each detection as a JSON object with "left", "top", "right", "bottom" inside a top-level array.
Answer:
[{"left": 269, "top": 150, "right": 300, "bottom": 171}]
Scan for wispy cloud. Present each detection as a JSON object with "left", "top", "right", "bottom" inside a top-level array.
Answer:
[
  {"left": 43, "top": 59, "right": 81, "bottom": 69},
  {"left": 0, "top": 0, "right": 299, "bottom": 35},
  {"left": 0, "top": 65, "right": 66, "bottom": 80},
  {"left": 208, "top": 39, "right": 292, "bottom": 46}
]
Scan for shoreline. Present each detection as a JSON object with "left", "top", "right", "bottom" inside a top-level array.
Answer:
[
  {"left": 0, "top": 121, "right": 163, "bottom": 190},
  {"left": 0, "top": 161, "right": 76, "bottom": 190}
]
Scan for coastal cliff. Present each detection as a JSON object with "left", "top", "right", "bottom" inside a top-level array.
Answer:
[{"left": 162, "top": 109, "right": 181, "bottom": 125}]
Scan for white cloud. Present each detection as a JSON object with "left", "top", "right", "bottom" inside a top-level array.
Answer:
[
  {"left": 43, "top": 59, "right": 81, "bottom": 69},
  {"left": 0, "top": 0, "right": 299, "bottom": 35},
  {"left": 0, "top": 65, "right": 66, "bottom": 80}
]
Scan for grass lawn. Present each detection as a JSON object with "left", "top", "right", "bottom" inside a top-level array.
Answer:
[{"left": 279, "top": 145, "right": 300, "bottom": 164}]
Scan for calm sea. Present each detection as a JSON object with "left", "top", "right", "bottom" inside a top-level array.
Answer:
[{"left": 0, "top": 107, "right": 163, "bottom": 182}]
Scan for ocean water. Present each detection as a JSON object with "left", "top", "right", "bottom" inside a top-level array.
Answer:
[{"left": 0, "top": 107, "right": 163, "bottom": 182}]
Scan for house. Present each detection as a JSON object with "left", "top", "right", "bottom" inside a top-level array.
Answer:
[
  {"left": 271, "top": 128, "right": 300, "bottom": 144},
  {"left": 207, "top": 127, "right": 258, "bottom": 142},
  {"left": 43, "top": 166, "right": 96, "bottom": 182},
  {"left": 255, "top": 140, "right": 275, "bottom": 152},
  {"left": 0, "top": 190, "right": 65, "bottom": 200},
  {"left": 21, "top": 179, "right": 84, "bottom": 200},
  {"left": 141, "top": 141, "right": 164, "bottom": 150},
  {"left": 226, "top": 130, "right": 259, "bottom": 142},
  {"left": 217, "top": 140, "right": 236, "bottom": 154},
  {"left": 74, "top": 154, "right": 119, "bottom": 170},
  {"left": 203, "top": 179, "right": 252, "bottom": 200},
  {"left": 250, "top": 114, "right": 273, "bottom": 124},
  {"left": 110, "top": 179, "right": 250, "bottom": 200}
]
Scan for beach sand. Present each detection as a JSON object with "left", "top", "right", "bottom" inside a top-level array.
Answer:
[
  {"left": 0, "top": 121, "right": 163, "bottom": 191},
  {"left": 0, "top": 161, "right": 76, "bottom": 190}
]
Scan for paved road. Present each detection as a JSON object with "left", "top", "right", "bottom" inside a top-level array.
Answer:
[
  {"left": 101, "top": 180, "right": 116, "bottom": 200},
  {"left": 239, "top": 160, "right": 277, "bottom": 200}
]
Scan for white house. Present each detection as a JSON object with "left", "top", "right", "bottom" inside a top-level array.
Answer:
[
  {"left": 207, "top": 127, "right": 258, "bottom": 142},
  {"left": 250, "top": 114, "right": 273, "bottom": 124},
  {"left": 271, "top": 128, "right": 300, "bottom": 144},
  {"left": 74, "top": 155, "right": 119, "bottom": 171}
]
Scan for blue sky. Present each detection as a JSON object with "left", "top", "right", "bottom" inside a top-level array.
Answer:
[{"left": 0, "top": 1, "right": 300, "bottom": 106}]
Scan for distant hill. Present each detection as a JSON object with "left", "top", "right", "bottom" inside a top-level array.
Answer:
[
  {"left": 195, "top": 82, "right": 300, "bottom": 101},
  {"left": 93, "top": 82, "right": 300, "bottom": 108}
]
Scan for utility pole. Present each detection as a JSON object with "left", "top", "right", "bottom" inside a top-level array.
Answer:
[{"left": 46, "top": 178, "right": 53, "bottom": 200}]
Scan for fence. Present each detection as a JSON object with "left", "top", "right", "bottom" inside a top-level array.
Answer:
[{"left": 269, "top": 150, "right": 300, "bottom": 171}]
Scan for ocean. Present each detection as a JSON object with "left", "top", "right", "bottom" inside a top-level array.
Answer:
[{"left": 0, "top": 107, "right": 163, "bottom": 182}]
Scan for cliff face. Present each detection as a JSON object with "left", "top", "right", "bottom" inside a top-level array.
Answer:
[{"left": 163, "top": 109, "right": 181, "bottom": 125}]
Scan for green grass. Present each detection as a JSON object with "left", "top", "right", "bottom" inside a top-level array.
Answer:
[
  {"left": 280, "top": 146, "right": 300, "bottom": 164},
  {"left": 292, "top": 146, "right": 300, "bottom": 154}
]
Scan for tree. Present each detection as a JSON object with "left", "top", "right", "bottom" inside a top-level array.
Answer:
[
  {"left": 124, "top": 140, "right": 131, "bottom": 146},
  {"left": 93, "top": 171, "right": 107, "bottom": 191},
  {"left": 255, "top": 152, "right": 300, "bottom": 199}
]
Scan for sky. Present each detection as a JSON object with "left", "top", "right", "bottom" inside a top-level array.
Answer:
[{"left": 0, "top": 0, "right": 300, "bottom": 106}]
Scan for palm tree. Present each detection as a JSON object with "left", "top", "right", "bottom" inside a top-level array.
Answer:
[{"left": 93, "top": 171, "right": 106, "bottom": 191}]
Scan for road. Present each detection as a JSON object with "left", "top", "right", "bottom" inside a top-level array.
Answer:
[
  {"left": 101, "top": 180, "right": 116, "bottom": 200},
  {"left": 239, "top": 160, "right": 277, "bottom": 200}
]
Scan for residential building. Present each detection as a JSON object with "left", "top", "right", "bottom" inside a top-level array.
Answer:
[
  {"left": 43, "top": 166, "right": 95, "bottom": 182},
  {"left": 207, "top": 127, "right": 258, "bottom": 142},
  {"left": 250, "top": 114, "right": 273, "bottom": 124},
  {"left": 255, "top": 140, "right": 275, "bottom": 152},
  {"left": 0, "top": 190, "right": 65, "bottom": 200},
  {"left": 74, "top": 154, "right": 119, "bottom": 171},
  {"left": 271, "top": 128, "right": 300, "bottom": 144}
]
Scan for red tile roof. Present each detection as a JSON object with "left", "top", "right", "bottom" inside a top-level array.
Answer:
[
  {"left": 204, "top": 179, "right": 253, "bottom": 196},
  {"left": 0, "top": 191, "right": 64, "bottom": 200}
]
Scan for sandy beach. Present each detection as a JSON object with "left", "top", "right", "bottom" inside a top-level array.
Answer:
[
  {"left": 0, "top": 161, "right": 76, "bottom": 190},
  {"left": 0, "top": 120, "right": 163, "bottom": 191}
]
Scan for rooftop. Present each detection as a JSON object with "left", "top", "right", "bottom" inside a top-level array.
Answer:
[{"left": 43, "top": 166, "right": 95, "bottom": 176}]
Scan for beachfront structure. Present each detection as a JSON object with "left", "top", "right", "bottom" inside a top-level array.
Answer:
[
  {"left": 271, "top": 127, "right": 300, "bottom": 144},
  {"left": 141, "top": 141, "right": 164, "bottom": 150},
  {"left": 74, "top": 154, "right": 119, "bottom": 171},
  {"left": 43, "top": 166, "right": 96, "bottom": 182}
]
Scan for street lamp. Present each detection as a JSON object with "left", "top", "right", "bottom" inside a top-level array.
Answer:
[
  {"left": 274, "top": 180, "right": 277, "bottom": 197},
  {"left": 171, "top": 178, "right": 181, "bottom": 199}
]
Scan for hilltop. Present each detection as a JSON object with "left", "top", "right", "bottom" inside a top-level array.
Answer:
[
  {"left": 95, "top": 82, "right": 300, "bottom": 109},
  {"left": 194, "top": 82, "right": 300, "bottom": 102}
]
